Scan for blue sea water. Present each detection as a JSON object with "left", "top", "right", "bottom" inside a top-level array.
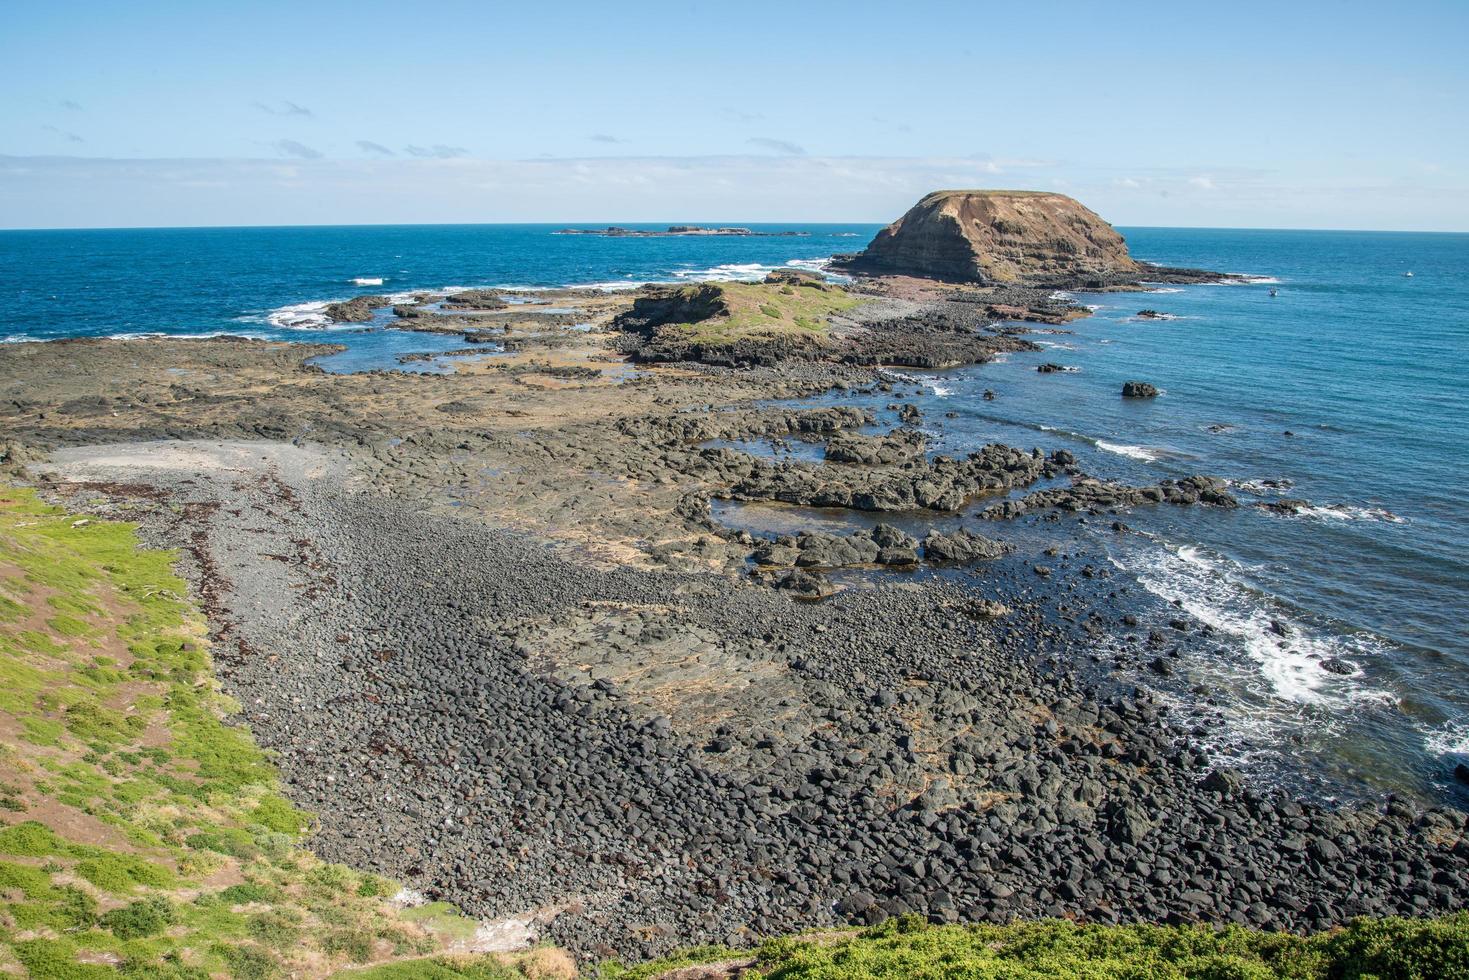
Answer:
[{"left": 1, "top": 223, "right": 1466, "bottom": 801}]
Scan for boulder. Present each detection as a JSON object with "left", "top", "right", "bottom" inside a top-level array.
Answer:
[
  {"left": 1122, "top": 381, "right": 1160, "bottom": 398},
  {"left": 921, "top": 528, "right": 1010, "bottom": 563}
]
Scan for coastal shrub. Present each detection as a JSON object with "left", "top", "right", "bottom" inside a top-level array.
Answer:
[
  {"left": 218, "top": 881, "right": 278, "bottom": 905},
  {"left": 1314, "top": 913, "right": 1469, "bottom": 977},
  {"left": 100, "top": 894, "right": 175, "bottom": 938},
  {"left": 10, "top": 937, "right": 117, "bottom": 979},
  {"left": 0, "top": 857, "right": 58, "bottom": 897},
  {"left": 321, "top": 926, "right": 376, "bottom": 962},
  {"left": 612, "top": 914, "right": 1469, "bottom": 979},
  {"left": 218, "top": 942, "right": 282, "bottom": 980},
  {"left": 74, "top": 851, "right": 173, "bottom": 892},
  {"left": 0, "top": 819, "right": 74, "bottom": 856},
  {"left": 247, "top": 908, "right": 303, "bottom": 946}
]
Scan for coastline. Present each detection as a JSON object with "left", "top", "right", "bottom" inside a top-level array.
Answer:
[{"left": 5, "top": 275, "right": 1468, "bottom": 961}]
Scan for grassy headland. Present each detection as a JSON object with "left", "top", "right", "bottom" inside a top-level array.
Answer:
[
  {"left": 615, "top": 279, "right": 863, "bottom": 364},
  {"left": 0, "top": 487, "right": 563, "bottom": 978}
]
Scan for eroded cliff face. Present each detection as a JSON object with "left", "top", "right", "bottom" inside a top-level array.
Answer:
[{"left": 834, "top": 190, "right": 1141, "bottom": 286}]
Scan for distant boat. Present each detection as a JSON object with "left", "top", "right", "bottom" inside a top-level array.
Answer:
[{"left": 1404, "top": 271, "right": 1414, "bottom": 278}]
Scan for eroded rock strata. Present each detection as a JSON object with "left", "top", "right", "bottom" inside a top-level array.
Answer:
[{"left": 833, "top": 190, "right": 1230, "bottom": 288}]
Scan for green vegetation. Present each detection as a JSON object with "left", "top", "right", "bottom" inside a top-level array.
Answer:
[
  {"left": 659, "top": 281, "right": 861, "bottom": 346},
  {"left": 604, "top": 914, "right": 1469, "bottom": 979},
  {"left": 0, "top": 487, "right": 485, "bottom": 977}
]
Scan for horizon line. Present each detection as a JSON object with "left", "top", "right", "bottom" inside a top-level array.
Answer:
[{"left": 3, "top": 221, "right": 1467, "bottom": 235}]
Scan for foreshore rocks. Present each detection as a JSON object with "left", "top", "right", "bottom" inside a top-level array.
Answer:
[
  {"left": 615, "top": 281, "right": 1050, "bottom": 370},
  {"left": 825, "top": 429, "right": 926, "bottom": 465},
  {"left": 723, "top": 445, "right": 1069, "bottom": 513},
  {"left": 982, "top": 475, "right": 1238, "bottom": 519},
  {"left": 323, "top": 294, "right": 389, "bottom": 322},
  {"left": 9, "top": 327, "right": 1469, "bottom": 965},
  {"left": 441, "top": 288, "right": 508, "bottom": 310},
  {"left": 920, "top": 527, "right": 1011, "bottom": 562},
  {"left": 839, "top": 304, "right": 1041, "bottom": 369},
  {"left": 1122, "top": 381, "right": 1160, "bottom": 398},
  {"left": 71, "top": 466, "right": 1468, "bottom": 962},
  {"left": 748, "top": 524, "right": 1009, "bottom": 572}
]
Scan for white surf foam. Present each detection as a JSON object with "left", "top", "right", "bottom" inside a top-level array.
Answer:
[
  {"left": 107, "top": 330, "right": 265, "bottom": 341},
  {"left": 880, "top": 368, "right": 951, "bottom": 397},
  {"left": 1096, "top": 440, "right": 1160, "bottom": 462},
  {"left": 1120, "top": 542, "right": 1395, "bottom": 706},
  {"left": 1211, "top": 274, "right": 1281, "bottom": 286},
  {"left": 672, "top": 262, "right": 772, "bottom": 282},
  {"left": 1425, "top": 722, "right": 1469, "bottom": 759},
  {"left": 1294, "top": 504, "right": 1408, "bottom": 524},
  {"left": 267, "top": 300, "right": 332, "bottom": 329},
  {"left": 352, "top": 277, "right": 384, "bottom": 286},
  {"left": 1148, "top": 287, "right": 1185, "bottom": 294}
]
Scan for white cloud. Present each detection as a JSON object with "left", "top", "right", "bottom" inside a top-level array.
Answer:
[
  {"left": 1, "top": 154, "right": 1464, "bottom": 231},
  {"left": 1188, "top": 175, "right": 1216, "bottom": 190}
]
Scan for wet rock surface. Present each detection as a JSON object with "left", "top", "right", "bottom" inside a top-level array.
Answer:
[{"left": 981, "top": 476, "right": 1239, "bottom": 519}]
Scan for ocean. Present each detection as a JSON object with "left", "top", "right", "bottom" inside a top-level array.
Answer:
[{"left": 2, "top": 223, "right": 1465, "bottom": 803}]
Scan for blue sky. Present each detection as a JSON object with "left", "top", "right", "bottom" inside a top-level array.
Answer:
[{"left": 2, "top": 0, "right": 1467, "bottom": 229}]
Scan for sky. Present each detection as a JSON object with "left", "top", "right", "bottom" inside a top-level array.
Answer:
[{"left": 2, "top": 0, "right": 1467, "bottom": 230}]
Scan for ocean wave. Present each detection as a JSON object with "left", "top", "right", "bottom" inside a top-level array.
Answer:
[
  {"left": 1294, "top": 504, "right": 1409, "bottom": 525},
  {"left": 879, "top": 368, "right": 952, "bottom": 397},
  {"left": 351, "top": 277, "right": 384, "bottom": 286},
  {"left": 672, "top": 262, "right": 773, "bottom": 282},
  {"left": 1096, "top": 440, "right": 1160, "bottom": 462},
  {"left": 267, "top": 300, "right": 332, "bottom": 329},
  {"left": 576, "top": 280, "right": 647, "bottom": 292},
  {"left": 1147, "top": 287, "right": 1185, "bottom": 294},
  {"left": 1210, "top": 274, "right": 1281, "bottom": 286},
  {"left": 107, "top": 330, "right": 266, "bottom": 341},
  {"left": 261, "top": 256, "right": 848, "bottom": 329},
  {"left": 1424, "top": 722, "right": 1469, "bottom": 759},
  {"left": 1119, "top": 541, "right": 1396, "bottom": 707},
  {"left": 1035, "top": 340, "right": 1078, "bottom": 351},
  {"left": 1232, "top": 478, "right": 1293, "bottom": 495}
]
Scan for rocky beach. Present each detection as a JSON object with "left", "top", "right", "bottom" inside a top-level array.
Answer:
[{"left": 2, "top": 192, "right": 1466, "bottom": 969}]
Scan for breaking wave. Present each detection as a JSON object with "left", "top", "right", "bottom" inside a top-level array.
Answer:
[
  {"left": 1117, "top": 541, "right": 1396, "bottom": 707},
  {"left": 1096, "top": 440, "right": 1161, "bottom": 462}
]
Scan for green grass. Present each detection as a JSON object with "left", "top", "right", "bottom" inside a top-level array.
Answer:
[
  {"left": 0, "top": 486, "right": 488, "bottom": 977},
  {"left": 604, "top": 914, "right": 1469, "bottom": 979},
  {"left": 657, "top": 281, "right": 861, "bottom": 346}
]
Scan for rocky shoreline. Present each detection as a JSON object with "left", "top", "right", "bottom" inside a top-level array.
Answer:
[{"left": 4, "top": 270, "right": 1468, "bottom": 965}]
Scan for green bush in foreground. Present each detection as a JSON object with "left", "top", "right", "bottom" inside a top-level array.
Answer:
[{"left": 604, "top": 913, "right": 1469, "bottom": 980}]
